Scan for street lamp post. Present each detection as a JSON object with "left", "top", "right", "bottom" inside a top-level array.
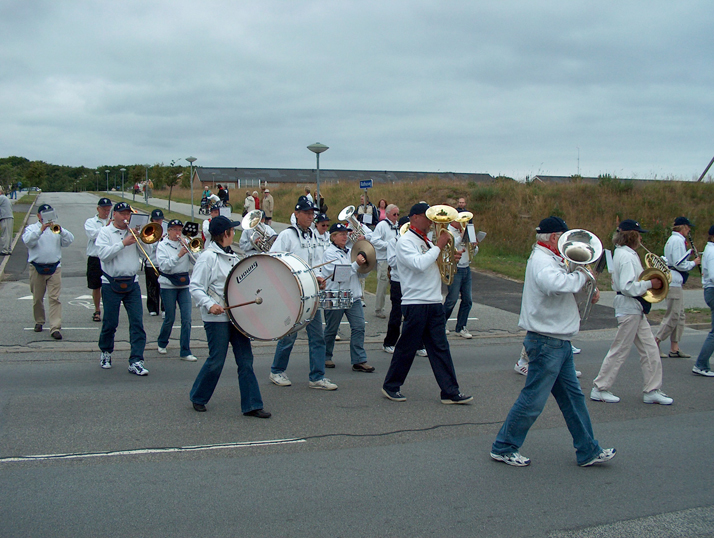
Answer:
[
  {"left": 307, "top": 143, "right": 329, "bottom": 211},
  {"left": 95, "top": 171, "right": 99, "bottom": 192},
  {"left": 105, "top": 170, "right": 110, "bottom": 192},
  {"left": 120, "top": 168, "right": 126, "bottom": 199},
  {"left": 186, "top": 157, "right": 197, "bottom": 220}
]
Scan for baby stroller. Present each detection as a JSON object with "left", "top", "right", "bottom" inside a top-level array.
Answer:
[{"left": 199, "top": 195, "right": 210, "bottom": 215}]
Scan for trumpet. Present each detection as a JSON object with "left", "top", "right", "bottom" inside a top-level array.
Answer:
[
  {"left": 124, "top": 220, "right": 163, "bottom": 276},
  {"left": 179, "top": 235, "right": 203, "bottom": 263},
  {"left": 638, "top": 243, "right": 671, "bottom": 303},
  {"left": 241, "top": 210, "right": 277, "bottom": 252},
  {"left": 558, "top": 229, "right": 603, "bottom": 321},
  {"left": 426, "top": 204, "right": 459, "bottom": 286},
  {"left": 49, "top": 222, "right": 62, "bottom": 234},
  {"left": 338, "top": 205, "right": 369, "bottom": 243}
]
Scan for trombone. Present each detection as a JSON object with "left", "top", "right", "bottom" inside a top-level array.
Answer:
[
  {"left": 178, "top": 235, "right": 203, "bottom": 263},
  {"left": 124, "top": 219, "right": 163, "bottom": 276}
]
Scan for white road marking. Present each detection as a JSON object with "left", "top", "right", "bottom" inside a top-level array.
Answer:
[{"left": 0, "top": 437, "right": 306, "bottom": 463}]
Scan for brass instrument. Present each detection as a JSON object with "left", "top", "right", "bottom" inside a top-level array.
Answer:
[
  {"left": 124, "top": 220, "right": 163, "bottom": 276},
  {"left": 399, "top": 222, "right": 411, "bottom": 235},
  {"left": 454, "top": 211, "right": 474, "bottom": 259},
  {"left": 638, "top": 243, "right": 670, "bottom": 303},
  {"left": 426, "top": 204, "right": 459, "bottom": 286},
  {"left": 241, "top": 209, "right": 277, "bottom": 252},
  {"left": 338, "top": 205, "right": 369, "bottom": 243},
  {"left": 558, "top": 229, "right": 603, "bottom": 321},
  {"left": 50, "top": 223, "right": 62, "bottom": 234},
  {"left": 178, "top": 235, "right": 203, "bottom": 263}
]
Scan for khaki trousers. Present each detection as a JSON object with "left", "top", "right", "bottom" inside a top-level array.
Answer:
[
  {"left": 0, "top": 217, "right": 13, "bottom": 254},
  {"left": 655, "top": 286, "right": 685, "bottom": 344},
  {"left": 593, "top": 313, "right": 663, "bottom": 393},
  {"left": 375, "top": 260, "right": 389, "bottom": 313},
  {"left": 29, "top": 265, "right": 62, "bottom": 333}
]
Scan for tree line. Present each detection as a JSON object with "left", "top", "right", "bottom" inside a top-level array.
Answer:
[{"left": 0, "top": 156, "right": 191, "bottom": 193}]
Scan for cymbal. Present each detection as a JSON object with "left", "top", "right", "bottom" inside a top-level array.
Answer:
[{"left": 351, "top": 239, "right": 377, "bottom": 274}]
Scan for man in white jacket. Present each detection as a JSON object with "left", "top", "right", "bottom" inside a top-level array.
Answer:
[
  {"left": 368, "top": 204, "right": 400, "bottom": 318},
  {"left": 491, "top": 216, "right": 615, "bottom": 467},
  {"left": 591, "top": 219, "right": 673, "bottom": 405},
  {"left": 381, "top": 203, "right": 471, "bottom": 405},
  {"left": 84, "top": 197, "right": 112, "bottom": 322}
]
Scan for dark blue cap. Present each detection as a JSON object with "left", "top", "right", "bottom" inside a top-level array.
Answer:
[
  {"left": 295, "top": 199, "right": 317, "bottom": 212},
  {"left": 329, "top": 223, "right": 349, "bottom": 234},
  {"left": 37, "top": 204, "right": 53, "bottom": 213},
  {"left": 208, "top": 215, "right": 241, "bottom": 236},
  {"left": 618, "top": 219, "right": 648, "bottom": 233},
  {"left": 114, "top": 202, "right": 131, "bottom": 212},
  {"left": 167, "top": 219, "right": 183, "bottom": 228},
  {"left": 97, "top": 198, "right": 112, "bottom": 207},
  {"left": 674, "top": 216, "right": 693, "bottom": 227},
  {"left": 409, "top": 203, "right": 430, "bottom": 217},
  {"left": 536, "top": 216, "right": 568, "bottom": 234},
  {"left": 316, "top": 213, "right": 330, "bottom": 223},
  {"left": 151, "top": 209, "right": 164, "bottom": 220}
]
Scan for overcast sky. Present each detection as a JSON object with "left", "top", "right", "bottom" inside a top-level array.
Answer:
[{"left": 1, "top": 0, "right": 712, "bottom": 180}]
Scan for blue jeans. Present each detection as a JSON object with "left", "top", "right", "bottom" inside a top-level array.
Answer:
[
  {"left": 492, "top": 332, "right": 602, "bottom": 465},
  {"left": 443, "top": 266, "right": 473, "bottom": 332},
  {"left": 190, "top": 322, "right": 264, "bottom": 413},
  {"left": 324, "top": 300, "right": 367, "bottom": 365},
  {"left": 99, "top": 281, "right": 146, "bottom": 365},
  {"left": 271, "top": 310, "right": 326, "bottom": 382},
  {"left": 158, "top": 287, "right": 192, "bottom": 357},
  {"left": 695, "top": 287, "right": 714, "bottom": 370}
]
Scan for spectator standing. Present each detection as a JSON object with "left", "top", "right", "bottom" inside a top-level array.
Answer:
[
  {"left": 243, "top": 190, "right": 255, "bottom": 216},
  {"left": 376, "top": 199, "right": 388, "bottom": 222},
  {"left": 262, "top": 189, "right": 274, "bottom": 225},
  {"left": 0, "top": 186, "right": 13, "bottom": 255},
  {"left": 252, "top": 190, "right": 260, "bottom": 210},
  {"left": 305, "top": 187, "right": 314, "bottom": 205},
  {"left": 357, "top": 194, "right": 378, "bottom": 230}
]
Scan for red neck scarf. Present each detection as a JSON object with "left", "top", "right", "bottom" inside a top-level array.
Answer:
[
  {"left": 410, "top": 227, "right": 431, "bottom": 245},
  {"left": 537, "top": 240, "right": 563, "bottom": 260}
]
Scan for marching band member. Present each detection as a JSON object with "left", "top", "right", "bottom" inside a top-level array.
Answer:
[
  {"left": 22, "top": 203, "right": 75, "bottom": 340},
  {"left": 368, "top": 204, "right": 400, "bottom": 319},
  {"left": 95, "top": 202, "right": 148, "bottom": 375},
  {"left": 322, "top": 222, "right": 375, "bottom": 372},
  {"left": 314, "top": 212, "right": 331, "bottom": 261},
  {"left": 381, "top": 203, "right": 471, "bottom": 404},
  {"left": 84, "top": 197, "right": 112, "bottom": 322},
  {"left": 156, "top": 219, "right": 197, "bottom": 362},
  {"left": 268, "top": 198, "right": 337, "bottom": 391},
  {"left": 443, "top": 203, "right": 477, "bottom": 339},
  {"left": 202, "top": 204, "right": 221, "bottom": 249},
  {"left": 655, "top": 216, "right": 700, "bottom": 358},
  {"left": 238, "top": 211, "right": 276, "bottom": 255},
  {"left": 145, "top": 208, "right": 165, "bottom": 317},
  {"left": 693, "top": 225, "right": 714, "bottom": 377},
  {"left": 491, "top": 216, "right": 614, "bottom": 467},
  {"left": 188, "top": 216, "right": 270, "bottom": 417},
  {"left": 591, "top": 219, "right": 673, "bottom": 405},
  {"left": 382, "top": 216, "right": 427, "bottom": 357}
]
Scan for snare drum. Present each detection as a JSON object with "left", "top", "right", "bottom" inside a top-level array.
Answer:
[
  {"left": 319, "top": 289, "right": 353, "bottom": 310},
  {"left": 224, "top": 253, "right": 319, "bottom": 340}
]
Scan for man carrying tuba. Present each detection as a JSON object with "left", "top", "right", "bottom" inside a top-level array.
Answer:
[{"left": 591, "top": 219, "right": 672, "bottom": 405}]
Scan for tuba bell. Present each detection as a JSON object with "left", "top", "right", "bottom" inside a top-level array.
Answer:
[
  {"left": 558, "top": 229, "right": 603, "bottom": 321},
  {"left": 241, "top": 209, "right": 277, "bottom": 252},
  {"left": 338, "top": 205, "right": 369, "bottom": 243},
  {"left": 426, "top": 204, "right": 459, "bottom": 286}
]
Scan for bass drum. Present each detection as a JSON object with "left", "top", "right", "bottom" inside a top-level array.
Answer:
[{"left": 224, "top": 252, "right": 319, "bottom": 341}]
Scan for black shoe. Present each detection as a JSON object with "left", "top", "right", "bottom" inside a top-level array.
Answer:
[
  {"left": 381, "top": 388, "right": 406, "bottom": 402},
  {"left": 441, "top": 393, "right": 474, "bottom": 405},
  {"left": 352, "top": 362, "right": 376, "bottom": 373},
  {"left": 192, "top": 402, "right": 207, "bottom": 412},
  {"left": 34, "top": 324, "right": 43, "bottom": 332},
  {"left": 51, "top": 331, "right": 62, "bottom": 340},
  {"left": 244, "top": 409, "right": 271, "bottom": 419}
]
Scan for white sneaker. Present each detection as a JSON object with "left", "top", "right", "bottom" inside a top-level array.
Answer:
[
  {"left": 181, "top": 355, "right": 198, "bottom": 362},
  {"left": 643, "top": 389, "right": 673, "bottom": 405},
  {"left": 514, "top": 362, "right": 528, "bottom": 376},
  {"left": 445, "top": 329, "right": 450, "bottom": 335},
  {"left": 161, "top": 312, "right": 166, "bottom": 319},
  {"left": 692, "top": 366, "right": 714, "bottom": 377},
  {"left": 590, "top": 387, "right": 620, "bottom": 403},
  {"left": 157, "top": 346, "right": 167, "bottom": 354},
  {"left": 575, "top": 370, "right": 582, "bottom": 378},
  {"left": 580, "top": 448, "right": 617, "bottom": 467},
  {"left": 383, "top": 345, "right": 395, "bottom": 354},
  {"left": 309, "top": 377, "right": 338, "bottom": 390},
  {"left": 457, "top": 328, "right": 472, "bottom": 339},
  {"left": 335, "top": 334, "right": 342, "bottom": 341},
  {"left": 571, "top": 345, "right": 581, "bottom": 354},
  {"left": 149, "top": 312, "right": 158, "bottom": 317},
  {"left": 128, "top": 361, "right": 149, "bottom": 376},
  {"left": 416, "top": 348, "right": 428, "bottom": 357},
  {"left": 100, "top": 351, "right": 112, "bottom": 369},
  {"left": 490, "top": 451, "right": 530, "bottom": 467},
  {"left": 269, "top": 372, "right": 292, "bottom": 386}
]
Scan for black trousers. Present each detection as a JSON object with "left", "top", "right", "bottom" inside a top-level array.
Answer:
[
  {"left": 383, "top": 303, "right": 460, "bottom": 399},
  {"left": 384, "top": 280, "right": 403, "bottom": 347},
  {"left": 145, "top": 267, "right": 163, "bottom": 314}
]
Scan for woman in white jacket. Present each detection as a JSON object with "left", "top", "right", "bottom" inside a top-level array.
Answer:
[{"left": 188, "top": 216, "right": 270, "bottom": 418}]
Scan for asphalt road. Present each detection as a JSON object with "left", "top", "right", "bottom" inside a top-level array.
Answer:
[{"left": 1, "top": 192, "right": 713, "bottom": 538}]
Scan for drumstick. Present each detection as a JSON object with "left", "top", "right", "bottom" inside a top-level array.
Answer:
[{"left": 225, "top": 297, "right": 263, "bottom": 310}]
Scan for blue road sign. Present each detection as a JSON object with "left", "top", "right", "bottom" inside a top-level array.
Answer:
[{"left": 359, "top": 179, "right": 373, "bottom": 190}]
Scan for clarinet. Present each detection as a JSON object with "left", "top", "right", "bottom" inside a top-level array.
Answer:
[{"left": 688, "top": 233, "right": 702, "bottom": 274}]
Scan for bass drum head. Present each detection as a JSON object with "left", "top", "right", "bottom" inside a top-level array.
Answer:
[{"left": 224, "top": 253, "right": 318, "bottom": 340}]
